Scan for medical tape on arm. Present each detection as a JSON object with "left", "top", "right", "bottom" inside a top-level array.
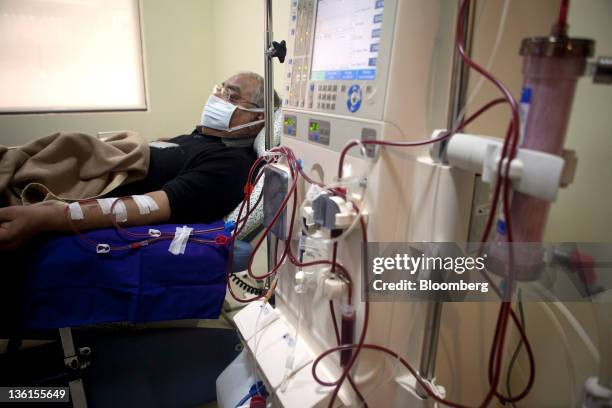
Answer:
[
  {"left": 168, "top": 226, "right": 193, "bottom": 255},
  {"left": 68, "top": 202, "right": 85, "bottom": 220},
  {"left": 96, "top": 198, "right": 128, "bottom": 222},
  {"left": 131, "top": 195, "right": 159, "bottom": 215}
]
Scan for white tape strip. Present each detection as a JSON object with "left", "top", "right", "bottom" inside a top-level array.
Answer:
[
  {"left": 131, "top": 195, "right": 159, "bottom": 215},
  {"left": 97, "top": 198, "right": 115, "bottom": 215},
  {"left": 142, "top": 195, "right": 159, "bottom": 212},
  {"left": 112, "top": 199, "right": 128, "bottom": 223},
  {"left": 132, "top": 195, "right": 150, "bottom": 215},
  {"left": 168, "top": 226, "right": 193, "bottom": 255},
  {"left": 68, "top": 202, "right": 84, "bottom": 220},
  {"left": 97, "top": 198, "right": 128, "bottom": 222},
  {"left": 148, "top": 229, "right": 161, "bottom": 238}
]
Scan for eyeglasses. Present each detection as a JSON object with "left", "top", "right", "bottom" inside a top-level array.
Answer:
[{"left": 212, "top": 84, "right": 260, "bottom": 108}]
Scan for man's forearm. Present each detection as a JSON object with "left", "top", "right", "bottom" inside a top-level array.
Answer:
[{"left": 41, "top": 191, "right": 172, "bottom": 233}]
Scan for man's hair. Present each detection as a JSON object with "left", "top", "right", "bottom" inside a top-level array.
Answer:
[{"left": 239, "top": 71, "right": 281, "bottom": 109}]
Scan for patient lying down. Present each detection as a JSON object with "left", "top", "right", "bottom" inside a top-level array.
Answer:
[{"left": 0, "top": 71, "right": 280, "bottom": 252}]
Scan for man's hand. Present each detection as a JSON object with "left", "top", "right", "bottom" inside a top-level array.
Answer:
[{"left": 0, "top": 205, "right": 50, "bottom": 251}]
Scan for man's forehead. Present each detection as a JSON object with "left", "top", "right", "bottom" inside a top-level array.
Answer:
[{"left": 223, "top": 74, "right": 257, "bottom": 96}]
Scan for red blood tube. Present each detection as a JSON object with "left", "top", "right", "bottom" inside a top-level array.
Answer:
[{"left": 340, "top": 302, "right": 355, "bottom": 367}]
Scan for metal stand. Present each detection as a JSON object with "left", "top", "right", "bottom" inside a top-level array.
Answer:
[
  {"left": 263, "top": 0, "right": 274, "bottom": 152},
  {"left": 417, "top": 0, "right": 477, "bottom": 398},
  {"left": 262, "top": 0, "right": 286, "bottom": 274},
  {"left": 59, "top": 328, "right": 90, "bottom": 408}
]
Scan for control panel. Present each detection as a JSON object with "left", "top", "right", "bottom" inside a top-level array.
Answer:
[{"left": 284, "top": 0, "right": 395, "bottom": 120}]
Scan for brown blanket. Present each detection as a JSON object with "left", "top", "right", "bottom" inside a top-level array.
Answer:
[{"left": 0, "top": 131, "right": 149, "bottom": 205}]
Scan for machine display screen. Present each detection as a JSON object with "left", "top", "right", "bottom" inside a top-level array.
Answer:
[{"left": 310, "top": 0, "right": 384, "bottom": 81}]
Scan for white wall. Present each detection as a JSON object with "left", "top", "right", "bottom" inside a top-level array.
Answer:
[
  {"left": 0, "top": 0, "right": 215, "bottom": 145},
  {"left": 209, "top": 0, "right": 290, "bottom": 99}
]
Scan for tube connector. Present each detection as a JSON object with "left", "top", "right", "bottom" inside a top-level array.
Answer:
[
  {"left": 323, "top": 276, "right": 347, "bottom": 300},
  {"left": 583, "top": 377, "right": 612, "bottom": 408}
]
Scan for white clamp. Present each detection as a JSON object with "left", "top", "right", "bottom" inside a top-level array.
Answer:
[
  {"left": 331, "top": 197, "right": 357, "bottom": 229},
  {"left": 439, "top": 130, "right": 566, "bottom": 202},
  {"left": 148, "top": 229, "right": 162, "bottom": 238},
  {"left": 96, "top": 243, "right": 111, "bottom": 254}
]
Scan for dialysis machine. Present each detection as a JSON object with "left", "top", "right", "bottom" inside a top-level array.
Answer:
[
  {"left": 233, "top": 0, "right": 476, "bottom": 406},
  {"left": 228, "top": 0, "right": 612, "bottom": 406}
]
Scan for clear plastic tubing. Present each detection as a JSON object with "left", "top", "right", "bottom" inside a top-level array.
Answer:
[{"left": 505, "top": 31, "right": 594, "bottom": 242}]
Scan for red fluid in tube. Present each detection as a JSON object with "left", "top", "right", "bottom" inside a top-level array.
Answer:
[{"left": 340, "top": 307, "right": 355, "bottom": 366}]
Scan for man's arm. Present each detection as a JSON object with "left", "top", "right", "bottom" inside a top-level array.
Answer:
[{"left": 0, "top": 191, "right": 171, "bottom": 251}]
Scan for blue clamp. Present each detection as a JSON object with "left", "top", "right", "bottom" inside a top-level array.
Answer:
[
  {"left": 296, "top": 159, "right": 303, "bottom": 169},
  {"left": 224, "top": 220, "right": 237, "bottom": 233},
  {"left": 496, "top": 219, "right": 506, "bottom": 235},
  {"left": 235, "top": 381, "right": 269, "bottom": 408}
]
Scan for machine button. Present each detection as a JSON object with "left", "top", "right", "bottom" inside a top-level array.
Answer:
[
  {"left": 331, "top": 103, "right": 335, "bottom": 110},
  {"left": 332, "top": 85, "right": 337, "bottom": 92},
  {"left": 346, "top": 84, "right": 363, "bottom": 113},
  {"left": 341, "top": 85, "right": 346, "bottom": 92},
  {"left": 332, "top": 94, "right": 336, "bottom": 101}
]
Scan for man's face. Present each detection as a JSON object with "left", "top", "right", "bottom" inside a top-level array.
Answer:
[{"left": 202, "top": 73, "right": 265, "bottom": 137}]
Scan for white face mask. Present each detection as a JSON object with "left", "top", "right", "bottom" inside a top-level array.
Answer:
[{"left": 201, "top": 95, "right": 265, "bottom": 133}]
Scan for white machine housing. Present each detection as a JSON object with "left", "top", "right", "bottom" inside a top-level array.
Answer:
[{"left": 236, "top": 1, "right": 476, "bottom": 406}]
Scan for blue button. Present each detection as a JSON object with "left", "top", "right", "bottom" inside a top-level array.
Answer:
[
  {"left": 312, "top": 133, "right": 319, "bottom": 141},
  {"left": 346, "top": 84, "right": 362, "bottom": 113}
]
